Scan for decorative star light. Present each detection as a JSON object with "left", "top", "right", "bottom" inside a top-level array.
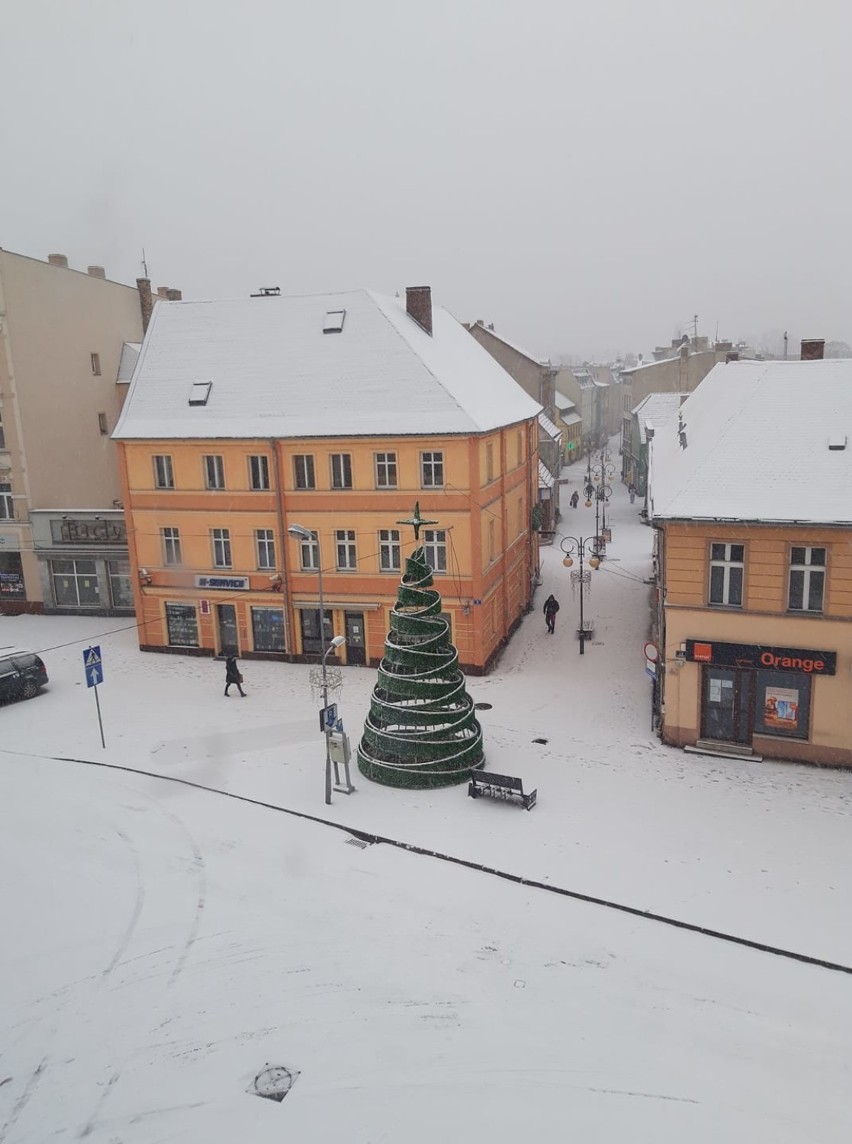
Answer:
[{"left": 397, "top": 500, "right": 438, "bottom": 541}]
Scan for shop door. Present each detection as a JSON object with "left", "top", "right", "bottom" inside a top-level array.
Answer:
[
  {"left": 701, "top": 667, "right": 752, "bottom": 744},
  {"left": 216, "top": 604, "right": 239, "bottom": 656},
  {"left": 345, "top": 611, "right": 366, "bottom": 665}
]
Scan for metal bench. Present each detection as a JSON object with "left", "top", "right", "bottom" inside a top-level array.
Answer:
[{"left": 468, "top": 770, "right": 537, "bottom": 811}]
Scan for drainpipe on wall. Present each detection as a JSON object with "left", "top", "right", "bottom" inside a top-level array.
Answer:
[{"left": 271, "top": 440, "right": 293, "bottom": 657}]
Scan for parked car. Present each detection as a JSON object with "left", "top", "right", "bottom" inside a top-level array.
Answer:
[{"left": 0, "top": 648, "right": 49, "bottom": 701}]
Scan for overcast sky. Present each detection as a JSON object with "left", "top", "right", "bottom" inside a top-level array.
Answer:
[{"left": 2, "top": 0, "right": 850, "bottom": 360}]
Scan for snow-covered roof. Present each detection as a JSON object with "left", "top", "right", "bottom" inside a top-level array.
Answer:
[
  {"left": 469, "top": 322, "right": 548, "bottom": 367},
  {"left": 538, "top": 411, "right": 562, "bottom": 443},
  {"left": 632, "top": 392, "right": 689, "bottom": 444},
  {"left": 554, "top": 391, "right": 576, "bottom": 412},
  {"left": 113, "top": 291, "right": 541, "bottom": 440},
  {"left": 116, "top": 341, "right": 141, "bottom": 383},
  {"left": 622, "top": 356, "right": 678, "bottom": 376},
  {"left": 561, "top": 411, "right": 583, "bottom": 427},
  {"left": 538, "top": 460, "right": 554, "bottom": 489},
  {"left": 650, "top": 360, "right": 852, "bottom": 524}
]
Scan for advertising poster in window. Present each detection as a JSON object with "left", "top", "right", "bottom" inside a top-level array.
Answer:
[{"left": 763, "top": 685, "right": 800, "bottom": 732}]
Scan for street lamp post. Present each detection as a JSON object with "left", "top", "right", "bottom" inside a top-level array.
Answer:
[
  {"left": 560, "top": 535, "right": 601, "bottom": 655},
  {"left": 288, "top": 523, "right": 346, "bottom": 804}
]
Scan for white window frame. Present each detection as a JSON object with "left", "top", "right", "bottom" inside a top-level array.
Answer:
[
  {"left": 299, "top": 531, "right": 319, "bottom": 571},
  {"left": 423, "top": 528, "right": 447, "bottom": 573},
  {"left": 153, "top": 454, "right": 174, "bottom": 489},
  {"left": 203, "top": 454, "right": 225, "bottom": 490},
  {"left": 212, "top": 527, "right": 232, "bottom": 568},
  {"left": 255, "top": 528, "right": 276, "bottom": 570},
  {"left": 294, "top": 454, "right": 315, "bottom": 490},
  {"left": 788, "top": 546, "right": 826, "bottom": 613},
  {"left": 335, "top": 529, "right": 357, "bottom": 570},
  {"left": 709, "top": 542, "right": 744, "bottom": 607},
  {"left": 248, "top": 454, "right": 270, "bottom": 491},
  {"left": 161, "top": 526, "right": 182, "bottom": 566},
  {"left": 330, "top": 453, "right": 353, "bottom": 489},
  {"left": 421, "top": 450, "right": 444, "bottom": 488},
  {"left": 375, "top": 451, "right": 397, "bottom": 489},
  {"left": 379, "top": 528, "right": 401, "bottom": 572},
  {"left": 0, "top": 482, "right": 13, "bottom": 520}
]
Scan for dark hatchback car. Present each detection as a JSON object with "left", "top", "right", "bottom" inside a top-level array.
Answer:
[{"left": 0, "top": 649, "right": 49, "bottom": 702}]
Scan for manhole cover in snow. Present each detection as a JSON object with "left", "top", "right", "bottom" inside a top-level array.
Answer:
[
  {"left": 248, "top": 1065, "right": 300, "bottom": 1103},
  {"left": 474, "top": 702, "right": 493, "bottom": 710}
]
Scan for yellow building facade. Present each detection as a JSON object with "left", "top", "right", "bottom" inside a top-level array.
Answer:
[{"left": 119, "top": 425, "right": 538, "bottom": 672}]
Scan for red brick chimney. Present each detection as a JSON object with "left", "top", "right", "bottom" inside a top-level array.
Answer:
[
  {"left": 166, "top": 288, "right": 182, "bottom": 301},
  {"left": 800, "top": 339, "right": 825, "bottom": 360},
  {"left": 406, "top": 286, "right": 433, "bottom": 336}
]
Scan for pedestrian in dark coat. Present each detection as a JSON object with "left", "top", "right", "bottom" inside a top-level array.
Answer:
[
  {"left": 570, "top": 490, "right": 579, "bottom": 509},
  {"left": 543, "top": 594, "right": 560, "bottom": 634},
  {"left": 224, "top": 655, "right": 246, "bottom": 697},
  {"left": 628, "top": 484, "right": 636, "bottom": 504}
]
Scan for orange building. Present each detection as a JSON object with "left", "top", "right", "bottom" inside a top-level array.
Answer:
[{"left": 114, "top": 287, "right": 541, "bottom": 672}]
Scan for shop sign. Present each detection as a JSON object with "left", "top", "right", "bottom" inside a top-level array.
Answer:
[
  {"left": 685, "top": 639, "right": 836, "bottom": 676},
  {"left": 50, "top": 519, "right": 127, "bottom": 546},
  {"left": 194, "top": 575, "right": 250, "bottom": 591}
]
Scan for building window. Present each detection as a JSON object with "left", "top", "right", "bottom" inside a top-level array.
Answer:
[
  {"left": 516, "top": 430, "right": 523, "bottom": 466},
  {"left": 255, "top": 529, "right": 276, "bottom": 569},
  {"left": 486, "top": 442, "right": 494, "bottom": 482},
  {"left": 252, "top": 607, "right": 286, "bottom": 652},
  {"left": 161, "top": 526, "right": 182, "bottom": 565},
  {"left": 294, "top": 454, "right": 315, "bottom": 489},
  {"left": 51, "top": 559, "right": 99, "bottom": 607},
  {"left": 0, "top": 412, "right": 5, "bottom": 450},
  {"left": 709, "top": 543, "right": 744, "bottom": 607},
  {"left": 379, "top": 528, "right": 401, "bottom": 572},
  {"left": 375, "top": 452, "right": 397, "bottom": 488},
  {"left": 203, "top": 454, "right": 225, "bottom": 490},
  {"left": 421, "top": 451, "right": 444, "bottom": 487},
  {"left": 488, "top": 519, "right": 496, "bottom": 562},
  {"left": 298, "top": 531, "right": 319, "bottom": 570},
  {"left": 423, "top": 528, "right": 447, "bottom": 573},
  {"left": 91, "top": 352, "right": 101, "bottom": 376},
  {"left": 331, "top": 453, "right": 353, "bottom": 489},
  {"left": 97, "top": 412, "right": 108, "bottom": 435},
  {"left": 107, "top": 559, "right": 133, "bottom": 608},
  {"left": 165, "top": 602, "right": 199, "bottom": 647},
  {"left": 248, "top": 454, "right": 270, "bottom": 490},
  {"left": 0, "top": 483, "right": 13, "bottom": 520},
  {"left": 153, "top": 454, "right": 174, "bottom": 489},
  {"left": 336, "top": 529, "right": 357, "bottom": 570},
  {"left": 0, "top": 551, "right": 25, "bottom": 597},
  {"left": 300, "top": 608, "right": 333, "bottom": 656},
  {"left": 754, "top": 670, "right": 812, "bottom": 741},
  {"left": 212, "top": 528, "right": 232, "bottom": 568},
  {"left": 788, "top": 547, "right": 825, "bottom": 612}
]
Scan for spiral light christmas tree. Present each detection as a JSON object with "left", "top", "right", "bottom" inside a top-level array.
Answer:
[{"left": 358, "top": 503, "right": 485, "bottom": 789}]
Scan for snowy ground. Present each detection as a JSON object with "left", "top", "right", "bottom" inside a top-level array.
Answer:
[{"left": 2, "top": 476, "right": 852, "bottom": 1141}]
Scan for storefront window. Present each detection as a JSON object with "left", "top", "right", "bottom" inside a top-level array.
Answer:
[
  {"left": 0, "top": 552, "right": 25, "bottom": 598},
  {"left": 754, "top": 670, "right": 811, "bottom": 740},
  {"left": 108, "top": 559, "right": 134, "bottom": 608},
  {"left": 51, "top": 559, "right": 99, "bottom": 606},
  {"left": 299, "top": 608, "right": 333, "bottom": 656},
  {"left": 165, "top": 603, "right": 199, "bottom": 647},
  {"left": 252, "top": 607, "right": 285, "bottom": 652}
]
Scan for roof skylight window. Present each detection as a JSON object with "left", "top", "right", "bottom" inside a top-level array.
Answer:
[
  {"left": 323, "top": 310, "right": 346, "bottom": 334},
  {"left": 188, "top": 381, "right": 212, "bottom": 406}
]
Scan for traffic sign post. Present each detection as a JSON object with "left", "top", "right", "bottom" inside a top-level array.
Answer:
[
  {"left": 319, "top": 703, "right": 338, "bottom": 733},
  {"left": 83, "top": 645, "right": 106, "bottom": 749}
]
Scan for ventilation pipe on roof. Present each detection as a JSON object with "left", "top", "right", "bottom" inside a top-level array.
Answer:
[
  {"left": 406, "top": 286, "right": 433, "bottom": 336},
  {"left": 801, "top": 339, "right": 825, "bottom": 360}
]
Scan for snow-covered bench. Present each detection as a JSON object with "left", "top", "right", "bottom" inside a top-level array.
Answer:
[
  {"left": 468, "top": 770, "right": 537, "bottom": 811},
  {"left": 577, "top": 619, "right": 595, "bottom": 639}
]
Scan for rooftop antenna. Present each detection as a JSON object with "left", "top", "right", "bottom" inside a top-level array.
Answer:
[
  {"left": 692, "top": 314, "right": 699, "bottom": 339},
  {"left": 141, "top": 248, "right": 149, "bottom": 278},
  {"left": 783, "top": 330, "right": 788, "bottom": 360}
]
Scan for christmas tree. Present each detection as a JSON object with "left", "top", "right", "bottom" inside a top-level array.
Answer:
[{"left": 357, "top": 504, "right": 485, "bottom": 789}]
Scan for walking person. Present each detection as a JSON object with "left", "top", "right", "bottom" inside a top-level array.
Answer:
[
  {"left": 224, "top": 654, "right": 246, "bottom": 697},
  {"left": 628, "top": 484, "right": 636, "bottom": 505},
  {"left": 569, "top": 490, "right": 579, "bottom": 509},
  {"left": 543, "top": 594, "right": 560, "bottom": 635}
]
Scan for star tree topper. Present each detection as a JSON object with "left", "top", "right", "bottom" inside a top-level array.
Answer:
[{"left": 397, "top": 501, "right": 438, "bottom": 542}]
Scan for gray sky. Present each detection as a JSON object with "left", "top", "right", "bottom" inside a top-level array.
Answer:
[{"left": 2, "top": 0, "right": 850, "bottom": 360}]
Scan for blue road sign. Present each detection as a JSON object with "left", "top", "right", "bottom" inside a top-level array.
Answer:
[
  {"left": 319, "top": 703, "right": 338, "bottom": 732},
  {"left": 84, "top": 645, "right": 104, "bottom": 688}
]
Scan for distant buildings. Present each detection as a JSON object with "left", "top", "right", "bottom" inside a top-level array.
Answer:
[
  {"left": 114, "top": 287, "right": 541, "bottom": 672},
  {"left": 650, "top": 348, "right": 852, "bottom": 766},
  {"left": 0, "top": 249, "right": 177, "bottom": 614}
]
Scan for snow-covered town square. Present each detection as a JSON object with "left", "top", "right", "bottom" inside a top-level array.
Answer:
[{"left": 3, "top": 488, "right": 851, "bottom": 1143}]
